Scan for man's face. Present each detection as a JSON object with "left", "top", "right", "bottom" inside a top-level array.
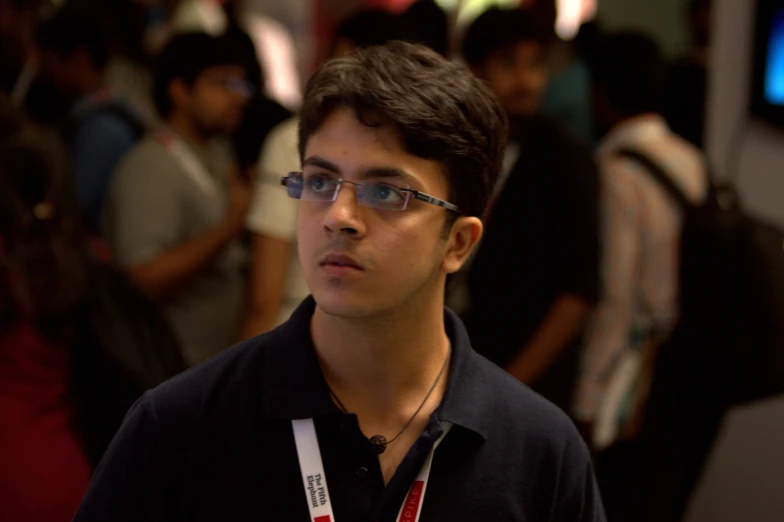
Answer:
[
  {"left": 297, "top": 107, "right": 460, "bottom": 319},
  {"left": 185, "top": 65, "right": 251, "bottom": 135},
  {"left": 38, "top": 49, "right": 84, "bottom": 97},
  {"left": 478, "top": 41, "right": 549, "bottom": 118}
]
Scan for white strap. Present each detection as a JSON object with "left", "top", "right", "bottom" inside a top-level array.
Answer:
[
  {"left": 157, "top": 130, "right": 223, "bottom": 213},
  {"left": 395, "top": 422, "right": 451, "bottom": 522},
  {"left": 292, "top": 419, "right": 335, "bottom": 522},
  {"left": 292, "top": 418, "right": 451, "bottom": 522}
]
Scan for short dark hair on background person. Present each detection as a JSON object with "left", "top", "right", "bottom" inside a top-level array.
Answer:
[
  {"left": 591, "top": 31, "right": 666, "bottom": 117},
  {"left": 331, "top": 9, "right": 413, "bottom": 52},
  {"left": 152, "top": 32, "right": 246, "bottom": 119},
  {"left": 461, "top": 7, "right": 552, "bottom": 67},
  {"left": 35, "top": 2, "right": 111, "bottom": 68},
  {"left": 299, "top": 41, "right": 507, "bottom": 222},
  {"left": 403, "top": 0, "right": 450, "bottom": 57}
]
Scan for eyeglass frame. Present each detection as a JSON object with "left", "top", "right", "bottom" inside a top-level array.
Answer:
[
  {"left": 280, "top": 172, "right": 461, "bottom": 214},
  {"left": 198, "top": 74, "right": 255, "bottom": 98}
]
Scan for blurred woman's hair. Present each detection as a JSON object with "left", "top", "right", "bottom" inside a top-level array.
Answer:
[{"left": 0, "top": 133, "right": 92, "bottom": 341}]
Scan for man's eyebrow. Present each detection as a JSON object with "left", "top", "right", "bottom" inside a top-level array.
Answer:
[
  {"left": 363, "top": 167, "right": 419, "bottom": 186},
  {"left": 302, "top": 156, "right": 341, "bottom": 173},
  {"left": 301, "top": 158, "right": 421, "bottom": 186}
]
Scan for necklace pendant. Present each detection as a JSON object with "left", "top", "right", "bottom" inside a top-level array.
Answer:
[{"left": 369, "top": 434, "right": 388, "bottom": 454}]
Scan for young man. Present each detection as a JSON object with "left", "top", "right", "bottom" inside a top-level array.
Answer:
[
  {"left": 35, "top": 3, "right": 146, "bottom": 229},
  {"left": 102, "top": 32, "right": 253, "bottom": 366},
  {"left": 240, "top": 9, "right": 413, "bottom": 338},
  {"left": 576, "top": 32, "right": 708, "bottom": 521},
  {"left": 457, "top": 7, "right": 600, "bottom": 414},
  {"left": 74, "top": 42, "right": 604, "bottom": 522}
]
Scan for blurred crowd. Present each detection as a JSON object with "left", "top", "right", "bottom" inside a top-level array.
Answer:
[{"left": 0, "top": 0, "right": 719, "bottom": 521}]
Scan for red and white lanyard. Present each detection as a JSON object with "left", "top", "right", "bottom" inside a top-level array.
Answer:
[
  {"left": 292, "top": 418, "right": 452, "bottom": 522},
  {"left": 155, "top": 129, "right": 223, "bottom": 213}
]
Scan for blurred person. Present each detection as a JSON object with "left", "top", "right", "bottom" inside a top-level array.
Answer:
[
  {"left": 103, "top": 0, "right": 161, "bottom": 126},
  {"left": 239, "top": 9, "right": 412, "bottom": 338},
  {"left": 35, "top": 3, "right": 146, "bottom": 230},
  {"left": 0, "top": 0, "right": 72, "bottom": 124},
  {"left": 73, "top": 41, "right": 605, "bottom": 522},
  {"left": 221, "top": 8, "right": 291, "bottom": 170},
  {"left": 663, "top": 0, "right": 712, "bottom": 149},
  {"left": 576, "top": 31, "right": 708, "bottom": 521},
  {"left": 457, "top": 7, "right": 600, "bottom": 414},
  {"left": 0, "top": 124, "right": 182, "bottom": 522},
  {"left": 168, "top": 0, "right": 302, "bottom": 109},
  {"left": 403, "top": 0, "right": 450, "bottom": 57},
  {"left": 102, "top": 32, "right": 253, "bottom": 366},
  {"left": 542, "top": 21, "right": 604, "bottom": 145}
]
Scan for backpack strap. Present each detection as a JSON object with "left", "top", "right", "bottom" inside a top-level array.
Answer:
[{"left": 617, "top": 148, "right": 696, "bottom": 212}]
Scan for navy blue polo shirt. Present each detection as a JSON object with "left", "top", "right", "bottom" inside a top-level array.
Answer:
[{"left": 73, "top": 298, "right": 605, "bottom": 522}]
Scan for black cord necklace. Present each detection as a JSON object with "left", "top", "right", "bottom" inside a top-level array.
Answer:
[{"left": 326, "top": 346, "right": 451, "bottom": 455}]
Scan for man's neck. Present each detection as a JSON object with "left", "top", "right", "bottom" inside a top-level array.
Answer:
[
  {"left": 78, "top": 70, "right": 108, "bottom": 99},
  {"left": 167, "top": 113, "right": 210, "bottom": 148},
  {"left": 311, "top": 293, "right": 451, "bottom": 422}
]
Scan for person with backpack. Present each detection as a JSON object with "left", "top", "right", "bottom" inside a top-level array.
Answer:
[
  {"left": 575, "top": 31, "right": 709, "bottom": 520},
  {"left": 35, "top": 2, "right": 146, "bottom": 231},
  {"left": 102, "top": 32, "right": 253, "bottom": 366},
  {"left": 0, "top": 116, "right": 184, "bottom": 522}
]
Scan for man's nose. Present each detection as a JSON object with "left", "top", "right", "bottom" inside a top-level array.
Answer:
[{"left": 323, "top": 182, "right": 367, "bottom": 237}]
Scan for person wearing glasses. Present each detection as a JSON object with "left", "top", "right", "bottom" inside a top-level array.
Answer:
[
  {"left": 102, "top": 32, "right": 254, "bottom": 366},
  {"left": 239, "top": 9, "right": 413, "bottom": 340},
  {"left": 74, "top": 42, "right": 605, "bottom": 522}
]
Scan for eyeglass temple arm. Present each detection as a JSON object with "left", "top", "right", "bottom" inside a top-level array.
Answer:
[{"left": 411, "top": 191, "right": 460, "bottom": 213}]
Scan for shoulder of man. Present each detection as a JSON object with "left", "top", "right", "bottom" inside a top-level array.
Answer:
[
  {"left": 469, "top": 352, "right": 586, "bottom": 450},
  {"left": 143, "top": 328, "right": 284, "bottom": 428}
]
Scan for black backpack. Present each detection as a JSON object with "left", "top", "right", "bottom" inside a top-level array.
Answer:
[
  {"left": 63, "top": 99, "right": 147, "bottom": 146},
  {"left": 70, "top": 261, "right": 187, "bottom": 465},
  {"left": 618, "top": 149, "right": 784, "bottom": 406}
]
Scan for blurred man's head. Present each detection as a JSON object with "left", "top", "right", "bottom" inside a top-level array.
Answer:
[
  {"left": 153, "top": 32, "right": 253, "bottom": 137},
  {"left": 0, "top": 0, "right": 40, "bottom": 76},
  {"left": 591, "top": 31, "right": 665, "bottom": 129},
  {"left": 403, "top": 0, "right": 450, "bottom": 57},
  {"left": 329, "top": 9, "right": 412, "bottom": 58},
  {"left": 35, "top": 4, "right": 109, "bottom": 99},
  {"left": 295, "top": 42, "right": 506, "bottom": 318},
  {"left": 462, "top": 8, "right": 552, "bottom": 118}
]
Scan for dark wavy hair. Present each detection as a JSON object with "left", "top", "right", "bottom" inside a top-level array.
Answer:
[
  {"left": 299, "top": 41, "right": 507, "bottom": 222},
  {"left": 461, "top": 7, "right": 552, "bottom": 67},
  {"left": 0, "top": 133, "right": 92, "bottom": 342}
]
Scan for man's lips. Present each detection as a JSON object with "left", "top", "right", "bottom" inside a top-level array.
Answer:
[{"left": 319, "top": 254, "right": 364, "bottom": 271}]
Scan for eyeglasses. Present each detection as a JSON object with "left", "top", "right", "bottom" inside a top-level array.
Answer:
[
  {"left": 200, "top": 75, "right": 255, "bottom": 98},
  {"left": 281, "top": 172, "right": 460, "bottom": 213}
]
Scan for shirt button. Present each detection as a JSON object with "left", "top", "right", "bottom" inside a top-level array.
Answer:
[{"left": 356, "top": 467, "right": 369, "bottom": 479}]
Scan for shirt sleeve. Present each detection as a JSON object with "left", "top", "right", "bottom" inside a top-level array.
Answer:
[
  {"left": 70, "top": 115, "right": 137, "bottom": 226},
  {"left": 551, "top": 136, "right": 600, "bottom": 303},
  {"left": 574, "top": 160, "right": 642, "bottom": 422},
  {"left": 551, "top": 432, "right": 607, "bottom": 522},
  {"left": 245, "top": 120, "right": 299, "bottom": 240},
  {"left": 72, "top": 394, "right": 168, "bottom": 522},
  {"left": 102, "top": 146, "right": 182, "bottom": 268}
]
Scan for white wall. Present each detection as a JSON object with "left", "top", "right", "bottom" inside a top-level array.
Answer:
[{"left": 687, "top": 0, "right": 784, "bottom": 521}]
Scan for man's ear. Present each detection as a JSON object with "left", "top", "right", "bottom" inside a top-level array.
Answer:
[{"left": 442, "top": 216, "right": 483, "bottom": 275}]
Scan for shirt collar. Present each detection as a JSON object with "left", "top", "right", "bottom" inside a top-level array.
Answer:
[
  {"left": 597, "top": 114, "right": 670, "bottom": 157},
  {"left": 71, "top": 85, "right": 116, "bottom": 118},
  {"left": 261, "top": 297, "right": 491, "bottom": 440}
]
